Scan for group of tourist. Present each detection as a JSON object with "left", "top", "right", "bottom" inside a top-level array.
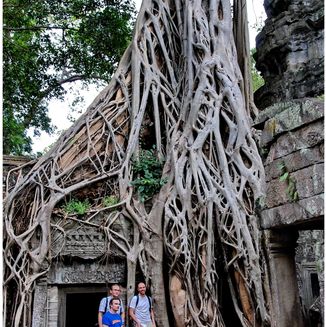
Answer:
[{"left": 98, "top": 282, "right": 156, "bottom": 327}]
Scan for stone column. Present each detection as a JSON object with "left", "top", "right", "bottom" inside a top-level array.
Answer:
[
  {"left": 32, "top": 279, "right": 48, "bottom": 327},
  {"left": 47, "top": 286, "right": 60, "bottom": 327},
  {"left": 265, "top": 229, "right": 304, "bottom": 327}
]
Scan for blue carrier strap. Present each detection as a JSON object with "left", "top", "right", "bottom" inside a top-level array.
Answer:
[{"left": 135, "top": 295, "right": 152, "bottom": 312}]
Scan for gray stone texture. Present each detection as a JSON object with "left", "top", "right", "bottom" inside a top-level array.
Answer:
[
  {"left": 264, "top": 229, "right": 304, "bottom": 327},
  {"left": 31, "top": 283, "right": 48, "bottom": 327},
  {"left": 264, "top": 141, "right": 323, "bottom": 182},
  {"left": 258, "top": 99, "right": 324, "bottom": 147},
  {"left": 265, "top": 119, "right": 324, "bottom": 162},
  {"left": 261, "top": 194, "right": 323, "bottom": 229},
  {"left": 265, "top": 163, "right": 324, "bottom": 208},
  {"left": 296, "top": 230, "right": 324, "bottom": 324},
  {"left": 254, "top": 0, "right": 324, "bottom": 108},
  {"left": 47, "top": 286, "right": 59, "bottom": 327},
  {"left": 255, "top": 98, "right": 324, "bottom": 230},
  {"left": 48, "top": 261, "right": 126, "bottom": 284}
]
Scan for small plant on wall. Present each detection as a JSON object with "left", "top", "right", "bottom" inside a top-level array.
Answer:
[
  {"left": 131, "top": 147, "right": 167, "bottom": 202},
  {"left": 102, "top": 195, "right": 119, "bottom": 207},
  {"left": 62, "top": 199, "right": 90, "bottom": 215},
  {"left": 277, "top": 161, "right": 299, "bottom": 202}
]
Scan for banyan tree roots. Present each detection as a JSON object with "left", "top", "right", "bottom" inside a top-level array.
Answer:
[{"left": 4, "top": 0, "right": 271, "bottom": 326}]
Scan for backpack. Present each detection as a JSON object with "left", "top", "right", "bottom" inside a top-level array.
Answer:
[{"left": 134, "top": 294, "right": 152, "bottom": 312}]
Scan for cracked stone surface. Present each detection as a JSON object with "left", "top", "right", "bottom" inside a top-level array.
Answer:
[{"left": 254, "top": 0, "right": 324, "bottom": 109}]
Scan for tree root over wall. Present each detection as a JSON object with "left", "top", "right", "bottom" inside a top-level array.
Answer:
[{"left": 4, "top": 0, "right": 271, "bottom": 326}]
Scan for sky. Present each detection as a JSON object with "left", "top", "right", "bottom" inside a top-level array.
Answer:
[{"left": 30, "top": 0, "right": 266, "bottom": 153}]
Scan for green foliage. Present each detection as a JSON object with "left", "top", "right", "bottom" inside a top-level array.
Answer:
[
  {"left": 102, "top": 195, "right": 119, "bottom": 207},
  {"left": 131, "top": 148, "right": 167, "bottom": 202},
  {"left": 3, "top": 0, "right": 136, "bottom": 155},
  {"left": 62, "top": 199, "right": 90, "bottom": 215},
  {"left": 277, "top": 161, "right": 299, "bottom": 202},
  {"left": 250, "top": 49, "right": 264, "bottom": 92}
]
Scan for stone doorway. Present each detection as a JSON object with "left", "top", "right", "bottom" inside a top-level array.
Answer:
[{"left": 64, "top": 287, "right": 106, "bottom": 327}]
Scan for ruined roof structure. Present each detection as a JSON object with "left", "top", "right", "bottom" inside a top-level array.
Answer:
[{"left": 254, "top": 0, "right": 324, "bottom": 108}]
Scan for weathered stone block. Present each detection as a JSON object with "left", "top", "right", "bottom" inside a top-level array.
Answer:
[
  {"left": 264, "top": 229, "right": 305, "bottom": 327},
  {"left": 265, "top": 118, "right": 324, "bottom": 161},
  {"left": 265, "top": 145, "right": 324, "bottom": 182},
  {"left": 48, "top": 261, "right": 126, "bottom": 284},
  {"left": 254, "top": 101, "right": 297, "bottom": 126},
  {"left": 261, "top": 100, "right": 324, "bottom": 146},
  {"left": 265, "top": 163, "right": 323, "bottom": 208},
  {"left": 261, "top": 194, "right": 324, "bottom": 229},
  {"left": 293, "top": 163, "right": 324, "bottom": 199},
  {"left": 265, "top": 177, "right": 290, "bottom": 208},
  {"left": 255, "top": 0, "right": 324, "bottom": 107},
  {"left": 32, "top": 285, "right": 48, "bottom": 327}
]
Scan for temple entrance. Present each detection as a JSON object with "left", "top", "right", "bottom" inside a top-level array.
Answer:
[
  {"left": 59, "top": 285, "right": 107, "bottom": 327},
  {"left": 65, "top": 290, "right": 106, "bottom": 326}
]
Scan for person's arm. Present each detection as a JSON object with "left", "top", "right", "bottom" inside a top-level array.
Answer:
[
  {"left": 98, "top": 297, "right": 107, "bottom": 327},
  {"left": 120, "top": 300, "right": 125, "bottom": 325},
  {"left": 150, "top": 308, "right": 156, "bottom": 327},
  {"left": 128, "top": 307, "right": 141, "bottom": 327},
  {"left": 98, "top": 311, "right": 104, "bottom": 327}
]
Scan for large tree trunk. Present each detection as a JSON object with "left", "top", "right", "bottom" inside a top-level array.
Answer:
[{"left": 3, "top": 1, "right": 271, "bottom": 326}]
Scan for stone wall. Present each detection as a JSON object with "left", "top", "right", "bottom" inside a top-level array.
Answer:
[
  {"left": 3, "top": 156, "right": 128, "bottom": 327},
  {"left": 296, "top": 230, "right": 324, "bottom": 324},
  {"left": 254, "top": 97, "right": 324, "bottom": 326},
  {"left": 254, "top": 0, "right": 324, "bottom": 108},
  {"left": 254, "top": 98, "right": 324, "bottom": 229},
  {"left": 254, "top": 1, "right": 324, "bottom": 323}
]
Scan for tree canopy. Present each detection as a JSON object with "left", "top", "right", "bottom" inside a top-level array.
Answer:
[{"left": 3, "top": 0, "right": 136, "bottom": 155}]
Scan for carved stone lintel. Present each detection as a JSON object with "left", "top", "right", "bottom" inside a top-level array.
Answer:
[
  {"left": 48, "top": 261, "right": 126, "bottom": 284},
  {"left": 51, "top": 226, "right": 107, "bottom": 259}
]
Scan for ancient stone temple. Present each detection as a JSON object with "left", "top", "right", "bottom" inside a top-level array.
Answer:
[
  {"left": 253, "top": 0, "right": 324, "bottom": 326},
  {"left": 3, "top": 156, "right": 129, "bottom": 326},
  {"left": 3, "top": 0, "right": 324, "bottom": 326},
  {"left": 254, "top": 0, "right": 324, "bottom": 108}
]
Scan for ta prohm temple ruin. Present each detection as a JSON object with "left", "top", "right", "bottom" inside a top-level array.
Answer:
[{"left": 3, "top": 0, "right": 324, "bottom": 326}]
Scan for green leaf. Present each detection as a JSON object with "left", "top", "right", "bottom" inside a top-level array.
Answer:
[{"left": 279, "top": 172, "right": 289, "bottom": 182}]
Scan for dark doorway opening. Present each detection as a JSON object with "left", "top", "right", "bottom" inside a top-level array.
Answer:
[{"left": 66, "top": 291, "right": 106, "bottom": 327}]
